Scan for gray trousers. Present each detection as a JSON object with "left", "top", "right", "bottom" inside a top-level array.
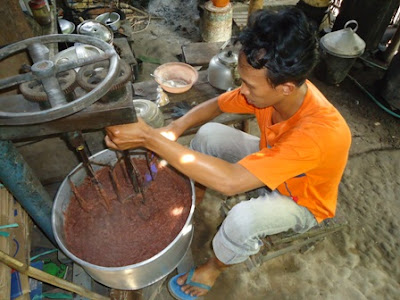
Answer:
[{"left": 191, "top": 123, "right": 318, "bottom": 264}]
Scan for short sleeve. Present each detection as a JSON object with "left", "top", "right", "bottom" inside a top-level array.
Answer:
[{"left": 238, "top": 131, "right": 321, "bottom": 189}]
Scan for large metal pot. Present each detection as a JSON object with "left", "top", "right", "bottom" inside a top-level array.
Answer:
[{"left": 52, "top": 149, "right": 195, "bottom": 290}]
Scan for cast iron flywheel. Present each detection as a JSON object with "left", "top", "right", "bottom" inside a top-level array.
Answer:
[{"left": 0, "top": 34, "right": 120, "bottom": 125}]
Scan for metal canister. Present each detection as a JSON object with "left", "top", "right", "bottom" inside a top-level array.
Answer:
[
  {"left": 314, "top": 20, "right": 366, "bottom": 84},
  {"left": 29, "top": 0, "right": 51, "bottom": 26}
]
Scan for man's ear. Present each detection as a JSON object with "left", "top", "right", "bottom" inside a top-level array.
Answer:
[{"left": 279, "top": 82, "right": 296, "bottom": 95}]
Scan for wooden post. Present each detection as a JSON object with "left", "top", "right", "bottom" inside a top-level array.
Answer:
[
  {"left": 0, "top": 0, "right": 34, "bottom": 93},
  {"left": 0, "top": 187, "right": 32, "bottom": 299},
  {"left": 248, "top": 0, "right": 264, "bottom": 17},
  {"left": 0, "top": 188, "right": 12, "bottom": 298}
]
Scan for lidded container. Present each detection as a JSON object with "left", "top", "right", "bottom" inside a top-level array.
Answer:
[
  {"left": 208, "top": 50, "right": 238, "bottom": 90},
  {"left": 315, "top": 20, "right": 366, "bottom": 84},
  {"left": 77, "top": 20, "right": 114, "bottom": 44},
  {"left": 132, "top": 99, "right": 164, "bottom": 128}
]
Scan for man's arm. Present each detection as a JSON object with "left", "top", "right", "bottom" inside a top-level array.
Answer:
[
  {"left": 105, "top": 118, "right": 265, "bottom": 196},
  {"left": 158, "top": 97, "right": 223, "bottom": 140}
]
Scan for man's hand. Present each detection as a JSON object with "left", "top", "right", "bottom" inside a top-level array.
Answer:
[{"left": 105, "top": 118, "right": 151, "bottom": 151}]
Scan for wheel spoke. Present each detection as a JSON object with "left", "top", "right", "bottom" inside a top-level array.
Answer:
[
  {"left": 55, "top": 51, "right": 114, "bottom": 73},
  {"left": 0, "top": 72, "right": 34, "bottom": 90},
  {"left": 41, "top": 77, "right": 68, "bottom": 108},
  {"left": 0, "top": 34, "right": 119, "bottom": 125},
  {"left": 27, "top": 43, "right": 50, "bottom": 63}
]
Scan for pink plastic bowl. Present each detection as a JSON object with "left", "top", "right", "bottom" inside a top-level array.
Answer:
[{"left": 153, "top": 62, "right": 198, "bottom": 94}]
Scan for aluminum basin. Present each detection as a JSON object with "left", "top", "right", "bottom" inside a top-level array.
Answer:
[{"left": 52, "top": 149, "right": 195, "bottom": 290}]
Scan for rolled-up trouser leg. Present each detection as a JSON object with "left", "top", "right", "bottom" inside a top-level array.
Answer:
[{"left": 212, "top": 191, "right": 318, "bottom": 264}]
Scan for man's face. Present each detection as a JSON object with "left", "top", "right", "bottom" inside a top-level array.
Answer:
[{"left": 237, "top": 52, "right": 283, "bottom": 108}]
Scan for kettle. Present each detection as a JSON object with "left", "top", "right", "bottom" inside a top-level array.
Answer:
[{"left": 208, "top": 47, "right": 239, "bottom": 91}]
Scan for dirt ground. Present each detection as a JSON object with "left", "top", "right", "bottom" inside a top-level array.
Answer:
[
  {"left": 128, "top": 3, "right": 400, "bottom": 300},
  {"left": 19, "top": 2, "right": 400, "bottom": 299}
]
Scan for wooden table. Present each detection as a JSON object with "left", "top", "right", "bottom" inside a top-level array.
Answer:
[{"left": 132, "top": 70, "right": 254, "bottom": 135}]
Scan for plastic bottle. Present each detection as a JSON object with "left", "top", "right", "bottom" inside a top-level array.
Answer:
[{"left": 29, "top": 0, "right": 51, "bottom": 26}]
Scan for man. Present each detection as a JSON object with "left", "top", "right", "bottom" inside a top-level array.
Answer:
[{"left": 105, "top": 7, "right": 351, "bottom": 299}]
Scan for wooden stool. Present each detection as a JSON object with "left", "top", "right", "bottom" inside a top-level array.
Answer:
[{"left": 220, "top": 194, "right": 348, "bottom": 271}]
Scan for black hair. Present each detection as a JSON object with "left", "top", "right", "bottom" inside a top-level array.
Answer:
[{"left": 236, "top": 7, "right": 319, "bottom": 87}]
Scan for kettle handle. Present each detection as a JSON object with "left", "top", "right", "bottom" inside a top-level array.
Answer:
[{"left": 344, "top": 20, "right": 358, "bottom": 32}]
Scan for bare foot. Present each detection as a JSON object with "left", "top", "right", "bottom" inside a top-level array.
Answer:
[{"left": 177, "top": 257, "right": 228, "bottom": 297}]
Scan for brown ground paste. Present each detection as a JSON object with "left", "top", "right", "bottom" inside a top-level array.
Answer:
[{"left": 64, "top": 157, "right": 192, "bottom": 267}]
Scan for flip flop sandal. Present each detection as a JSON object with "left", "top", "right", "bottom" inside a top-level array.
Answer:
[{"left": 168, "top": 267, "right": 212, "bottom": 300}]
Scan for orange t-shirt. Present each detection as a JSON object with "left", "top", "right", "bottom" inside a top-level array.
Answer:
[{"left": 218, "top": 80, "right": 351, "bottom": 222}]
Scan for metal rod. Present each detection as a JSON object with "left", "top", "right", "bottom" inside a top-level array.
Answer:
[
  {"left": 108, "top": 168, "right": 122, "bottom": 202},
  {"left": 123, "top": 150, "right": 140, "bottom": 193},
  {"left": 66, "top": 132, "right": 111, "bottom": 211},
  {"left": 76, "top": 145, "right": 97, "bottom": 180},
  {"left": 145, "top": 151, "right": 154, "bottom": 181},
  {"left": 68, "top": 178, "right": 90, "bottom": 212},
  {"left": 122, "top": 151, "right": 147, "bottom": 204}
]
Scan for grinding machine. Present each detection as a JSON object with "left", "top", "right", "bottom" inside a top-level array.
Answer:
[{"left": 0, "top": 34, "right": 195, "bottom": 290}]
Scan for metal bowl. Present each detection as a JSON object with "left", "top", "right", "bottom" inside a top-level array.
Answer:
[
  {"left": 153, "top": 62, "right": 198, "bottom": 94},
  {"left": 53, "top": 44, "right": 104, "bottom": 67},
  {"left": 52, "top": 149, "right": 195, "bottom": 290},
  {"left": 58, "top": 19, "right": 76, "bottom": 34},
  {"left": 77, "top": 20, "right": 114, "bottom": 44},
  {"left": 95, "top": 12, "right": 121, "bottom": 31}
]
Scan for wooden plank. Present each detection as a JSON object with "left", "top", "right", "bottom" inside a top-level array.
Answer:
[
  {"left": 0, "top": 187, "right": 32, "bottom": 299},
  {"left": 11, "top": 192, "right": 32, "bottom": 299},
  {"left": 0, "top": 187, "right": 12, "bottom": 299},
  {"left": 0, "top": 85, "right": 136, "bottom": 141},
  {"left": 249, "top": 0, "right": 264, "bottom": 15},
  {"left": 181, "top": 42, "right": 224, "bottom": 66}
]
